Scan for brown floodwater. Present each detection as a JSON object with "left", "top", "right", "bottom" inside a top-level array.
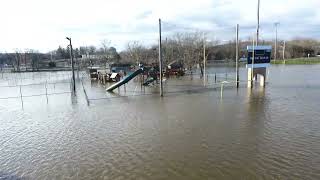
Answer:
[{"left": 0, "top": 65, "right": 319, "bottom": 179}]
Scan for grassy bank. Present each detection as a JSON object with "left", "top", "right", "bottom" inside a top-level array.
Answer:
[{"left": 271, "top": 57, "right": 320, "bottom": 65}]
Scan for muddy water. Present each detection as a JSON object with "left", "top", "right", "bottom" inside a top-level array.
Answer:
[{"left": 0, "top": 65, "right": 319, "bottom": 179}]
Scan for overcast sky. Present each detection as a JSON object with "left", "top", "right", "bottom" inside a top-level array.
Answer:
[{"left": 0, "top": 0, "right": 319, "bottom": 52}]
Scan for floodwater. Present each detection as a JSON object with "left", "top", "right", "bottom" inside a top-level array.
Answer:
[{"left": 0, "top": 65, "right": 319, "bottom": 179}]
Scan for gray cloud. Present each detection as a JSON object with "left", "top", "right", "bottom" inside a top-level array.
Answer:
[
  {"left": 136, "top": 10, "right": 153, "bottom": 19},
  {"left": 0, "top": 0, "right": 319, "bottom": 52}
]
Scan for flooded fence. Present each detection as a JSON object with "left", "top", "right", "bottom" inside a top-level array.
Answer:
[
  {"left": 0, "top": 81, "right": 72, "bottom": 108},
  {"left": 0, "top": 69, "right": 249, "bottom": 107},
  {"left": 0, "top": 71, "right": 81, "bottom": 108},
  {"left": 80, "top": 70, "right": 244, "bottom": 104}
]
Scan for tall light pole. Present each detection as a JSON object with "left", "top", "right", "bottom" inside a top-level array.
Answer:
[
  {"left": 274, "top": 22, "right": 280, "bottom": 61},
  {"left": 236, "top": 24, "right": 239, "bottom": 88},
  {"left": 256, "top": 0, "right": 260, "bottom": 45},
  {"left": 203, "top": 32, "right": 206, "bottom": 86},
  {"left": 251, "top": 35, "right": 255, "bottom": 88},
  {"left": 66, "top": 37, "right": 76, "bottom": 92},
  {"left": 158, "top": 18, "right": 163, "bottom": 97}
]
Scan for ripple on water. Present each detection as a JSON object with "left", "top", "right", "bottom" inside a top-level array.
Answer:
[{"left": 1, "top": 67, "right": 320, "bottom": 179}]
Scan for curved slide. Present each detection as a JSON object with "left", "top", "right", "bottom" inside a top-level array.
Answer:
[{"left": 106, "top": 68, "right": 144, "bottom": 92}]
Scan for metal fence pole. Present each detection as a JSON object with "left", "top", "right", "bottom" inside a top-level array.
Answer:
[
  {"left": 220, "top": 82, "right": 224, "bottom": 99},
  {"left": 45, "top": 81, "right": 48, "bottom": 104},
  {"left": 19, "top": 85, "right": 24, "bottom": 108},
  {"left": 215, "top": 73, "right": 217, "bottom": 83}
]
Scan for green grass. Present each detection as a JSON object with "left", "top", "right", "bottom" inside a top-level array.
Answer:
[{"left": 271, "top": 57, "right": 320, "bottom": 65}]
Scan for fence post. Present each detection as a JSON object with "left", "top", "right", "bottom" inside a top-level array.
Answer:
[
  {"left": 81, "top": 79, "right": 90, "bottom": 106},
  {"left": 215, "top": 73, "right": 217, "bottom": 83},
  {"left": 19, "top": 85, "right": 24, "bottom": 108},
  {"left": 45, "top": 81, "right": 48, "bottom": 104},
  {"left": 220, "top": 82, "right": 224, "bottom": 99}
]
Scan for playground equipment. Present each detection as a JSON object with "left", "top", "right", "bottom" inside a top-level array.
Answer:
[
  {"left": 142, "top": 66, "right": 158, "bottom": 86},
  {"left": 106, "top": 68, "right": 144, "bottom": 91},
  {"left": 98, "top": 72, "right": 121, "bottom": 84},
  {"left": 88, "top": 68, "right": 98, "bottom": 79},
  {"left": 166, "top": 60, "right": 185, "bottom": 76},
  {"left": 143, "top": 77, "right": 155, "bottom": 86},
  {"left": 105, "top": 62, "right": 186, "bottom": 92}
]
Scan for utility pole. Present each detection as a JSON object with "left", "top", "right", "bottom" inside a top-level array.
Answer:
[
  {"left": 256, "top": 0, "right": 260, "bottom": 45},
  {"left": 283, "top": 40, "right": 286, "bottom": 62},
  {"left": 236, "top": 24, "right": 239, "bottom": 88},
  {"left": 203, "top": 32, "right": 206, "bottom": 86},
  {"left": 66, "top": 37, "right": 76, "bottom": 93},
  {"left": 251, "top": 35, "right": 255, "bottom": 88},
  {"left": 274, "top": 22, "right": 280, "bottom": 61},
  {"left": 158, "top": 18, "right": 163, "bottom": 97}
]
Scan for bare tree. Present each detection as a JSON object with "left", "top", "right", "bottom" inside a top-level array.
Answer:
[
  {"left": 165, "top": 32, "right": 204, "bottom": 75},
  {"left": 13, "top": 49, "right": 23, "bottom": 72},
  {"left": 127, "top": 41, "right": 149, "bottom": 64},
  {"left": 26, "top": 49, "right": 40, "bottom": 71},
  {"left": 101, "top": 39, "right": 111, "bottom": 54}
]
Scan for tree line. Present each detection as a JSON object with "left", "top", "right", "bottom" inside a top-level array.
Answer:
[
  {"left": 1, "top": 34, "right": 319, "bottom": 72},
  {"left": 119, "top": 33, "right": 320, "bottom": 76},
  {"left": 0, "top": 50, "right": 49, "bottom": 71}
]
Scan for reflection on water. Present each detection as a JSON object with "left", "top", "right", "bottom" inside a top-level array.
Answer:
[{"left": 0, "top": 65, "right": 320, "bottom": 179}]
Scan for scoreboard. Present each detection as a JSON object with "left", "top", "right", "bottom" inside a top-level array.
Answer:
[{"left": 247, "top": 45, "right": 272, "bottom": 65}]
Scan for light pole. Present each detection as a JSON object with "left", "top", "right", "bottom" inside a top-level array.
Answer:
[
  {"left": 66, "top": 37, "right": 76, "bottom": 92},
  {"left": 251, "top": 34, "right": 255, "bottom": 88},
  {"left": 236, "top": 24, "right": 239, "bottom": 88},
  {"left": 274, "top": 22, "right": 280, "bottom": 61},
  {"left": 158, "top": 18, "right": 163, "bottom": 97},
  {"left": 256, "top": 0, "right": 260, "bottom": 45},
  {"left": 203, "top": 32, "right": 206, "bottom": 86}
]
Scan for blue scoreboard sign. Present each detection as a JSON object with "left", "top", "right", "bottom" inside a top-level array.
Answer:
[{"left": 247, "top": 45, "right": 272, "bottom": 65}]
